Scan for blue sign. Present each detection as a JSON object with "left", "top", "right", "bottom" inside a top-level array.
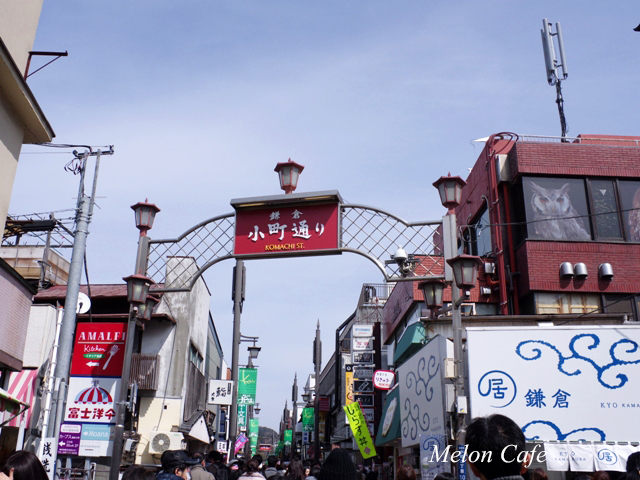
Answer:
[{"left": 457, "top": 444, "right": 466, "bottom": 480}]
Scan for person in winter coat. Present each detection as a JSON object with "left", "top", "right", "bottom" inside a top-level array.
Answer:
[
  {"left": 264, "top": 455, "right": 279, "bottom": 479},
  {"left": 156, "top": 450, "right": 200, "bottom": 480},
  {"left": 240, "top": 459, "right": 264, "bottom": 478},
  {"left": 190, "top": 453, "right": 216, "bottom": 480}
]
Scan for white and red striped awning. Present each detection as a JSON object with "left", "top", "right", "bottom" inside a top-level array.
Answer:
[{"left": 2, "top": 369, "right": 38, "bottom": 427}]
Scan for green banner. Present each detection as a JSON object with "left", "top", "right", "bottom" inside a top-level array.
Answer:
[
  {"left": 344, "top": 402, "right": 377, "bottom": 459},
  {"left": 302, "top": 407, "right": 314, "bottom": 432},
  {"left": 284, "top": 429, "right": 292, "bottom": 446},
  {"left": 237, "top": 404, "right": 247, "bottom": 427},
  {"left": 275, "top": 440, "right": 283, "bottom": 454},
  {"left": 249, "top": 418, "right": 260, "bottom": 448},
  {"left": 238, "top": 368, "right": 258, "bottom": 405}
]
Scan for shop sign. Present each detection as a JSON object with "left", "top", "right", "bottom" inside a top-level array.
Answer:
[
  {"left": 373, "top": 370, "right": 395, "bottom": 390},
  {"left": 345, "top": 365, "right": 355, "bottom": 406},
  {"left": 208, "top": 380, "right": 233, "bottom": 405},
  {"left": 64, "top": 377, "right": 120, "bottom": 424},
  {"left": 58, "top": 423, "right": 82, "bottom": 455},
  {"left": 353, "top": 325, "right": 374, "bottom": 337},
  {"left": 71, "top": 323, "right": 127, "bottom": 377},
  {"left": 354, "top": 367, "right": 374, "bottom": 378},
  {"left": 352, "top": 337, "right": 374, "bottom": 351},
  {"left": 354, "top": 394, "right": 374, "bottom": 407},
  {"left": 467, "top": 325, "right": 640, "bottom": 443},
  {"left": 352, "top": 352, "right": 374, "bottom": 364},
  {"left": 343, "top": 402, "right": 377, "bottom": 459},
  {"left": 237, "top": 405, "right": 247, "bottom": 427},
  {"left": 78, "top": 423, "right": 112, "bottom": 457},
  {"left": 234, "top": 201, "right": 340, "bottom": 257},
  {"left": 353, "top": 379, "right": 374, "bottom": 393}
]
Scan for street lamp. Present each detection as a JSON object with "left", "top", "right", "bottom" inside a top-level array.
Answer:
[
  {"left": 432, "top": 174, "right": 466, "bottom": 211},
  {"left": 131, "top": 200, "right": 160, "bottom": 235},
  {"left": 254, "top": 404, "right": 261, "bottom": 415},
  {"left": 447, "top": 254, "right": 482, "bottom": 290},
  {"left": 122, "top": 274, "right": 154, "bottom": 305},
  {"left": 137, "top": 295, "right": 160, "bottom": 321},
  {"left": 419, "top": 278, "right": 445, "bottom": 317},
  {"left": 274, "top": 158, "right": 305, "bottom": 194}
]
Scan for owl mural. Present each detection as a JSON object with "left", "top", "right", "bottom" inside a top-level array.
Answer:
[
  {"left": 629, "top": 188, "right": 640, "bottom": 242},
  {"left": 529, "top": 181, "right": 591, "bottom": 240}
]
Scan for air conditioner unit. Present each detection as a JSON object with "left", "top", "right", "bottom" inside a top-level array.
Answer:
[{"left": 149, "top": 432, "right": 184, "bottom": 455}]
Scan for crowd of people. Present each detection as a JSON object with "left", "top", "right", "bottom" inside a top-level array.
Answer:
[{"left": 1, "top": 414, "right": 639, "bottom": 480}]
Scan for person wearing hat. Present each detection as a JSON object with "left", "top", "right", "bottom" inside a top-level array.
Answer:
[
  {"left": 157, "top": 450, "right": 200, "bottom": 480},
  {"left": 317, "top": 448, "right": 357, "bottom": 480}
]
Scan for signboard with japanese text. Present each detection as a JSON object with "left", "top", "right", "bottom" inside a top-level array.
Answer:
[
  {"left": 58, "top": 423, "right": 82, "bottom": 455},
  {"left": 284, "top": 429, "right": 293, "bottom": 446},
  {"left": 352, "top": 337, "right": 374, "bottom": 351},
  {"left": 362, "top": 408, "right": 374, "bottom": 424},
  {"left": 237, "top": 368, "right": 257, "bottom": 405},
  {"left": 237, "top": 405, "right": 247, "bottom": 427},
  {"left": 71, "top": 323, "right": 127, "bottom": 377},
  {"left": 249, "top": 418, "right": 259, "bottom": 453},
  {"left": 373, "top": 370, "right": 395, "bottom": 390},
  {"left": 420, "top": 433, "right": 450, "bottom": 480},
  {"left": 345, "top": 366, "right": 355, "bottom": 406},
  {"left": 398, "top": 335, "right": 452, "bottom": 448},
  {"left": 467, "top": 325, "right": 640, "bottom": 443},
  {"left": 352, "top": 352, "right": 374, "bottom": 364},
  {"left": 344, "top": 402, "right": 377, "bottom": 459},
  {"left": 40, "top": 437, "right": 56, "bottom": 480},
  {"left": 354, "top": 367, "right": 374, "bottom": 379},
  {"left": 353, "top": 325, "right": 375, "bottom": 337},
  {"left": 353, "top": 379, "right": 374, "bottom": 393},
  {"left": 234, "top": 200, "right": 340, "bottom": 258},
  {"left": 208, "top": 380, "right": 233, "bottom": 406},
  {"left": 64, "top": 377, "right": 120, "bottom": 424},
  {"left": 354, "top": 394, "right": 374, "bottom": 407}
]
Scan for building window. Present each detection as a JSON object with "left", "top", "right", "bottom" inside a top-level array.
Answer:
[
  {"left": 190, "top": 344, "right": 203, "bottom": 371},
  {"left": 588, "top": 179, "right": 623, "bottom": 240},
  {"left": 462, "top": 207, "right": 493, "bottom": 257},
  {"left": 617, "top": 181, "right": 640, "bottom": 242},
  {"left": 522, "top": 177, "right": 592, "bottom": 241},
  {"left": 603, "top": 294, "right": 635, "bottom": 320},
  {"left": 535, "top": 292, "right": 600, "bottom": 315}
]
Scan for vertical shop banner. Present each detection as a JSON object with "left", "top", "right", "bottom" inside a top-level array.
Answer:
[
  {"left": 237, "top": 368, "right": 258, "bottom": 405},
  {"left": 64, "top": 377, "right": 120, "bottom": 424},
  {"left": 345, "top": 366, "right": 355, "bottom": 406},
  {"left": 343, "top": 402, "right": 377, "bottom": 459},
  {"left": 71, "top": 323, "right": 127, "bottom": 377},
  {"left": 302, "top": 407, "right": 314, "bottom": 432},
  {"left": 40, "top": 436, "right": 56, "bottom": 480},
  {"left": 237, "top": 405, "right": 247, "bottom": 427},
  {"left": 284, "top": 429, "right": 293, "bottom": 446},
  {"left": 249, "top": 418, "right": 260, "bottom": 454}
]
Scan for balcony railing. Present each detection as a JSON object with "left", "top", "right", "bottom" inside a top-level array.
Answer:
[{"left": 130, "top": 354, "right": 159, "bottom": 390}]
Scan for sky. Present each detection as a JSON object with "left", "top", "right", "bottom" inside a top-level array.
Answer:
[{"left": 9, "top": 1, "right": 640, "bottom": 431}]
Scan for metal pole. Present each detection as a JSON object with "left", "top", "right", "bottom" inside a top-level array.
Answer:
[
  {"left": 52, "top": 150, "right": 101, "bottom": 448},
  {"left": 109, "top": 233, "right": 150, "bottom": 480},
  {"left": 313, "top": 321, "right": 321, "bottom": 461},
  {"left": 444, "top": 212, "right": 467, "bottom": 480},
  {"left": 229, "top": 259, "right": 245, "bottom": 460}
]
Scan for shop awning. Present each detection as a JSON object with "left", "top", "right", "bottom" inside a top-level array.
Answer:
[
  {"left": 375, "top": 386, "right": 400, "bottom": 447},
  {"left": 393, "top": 322, "right": 427, "bottom": 365},
  {"left": 0, "top": 387, "right": 30, "bottom": 427}
]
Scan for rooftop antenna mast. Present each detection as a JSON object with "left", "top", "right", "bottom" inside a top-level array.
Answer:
[{"left": 541, "top": 18, "right": 569, "bottom": 140}]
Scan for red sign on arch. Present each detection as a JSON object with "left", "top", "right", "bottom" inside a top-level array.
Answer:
[{"left": 233, "top": 196, "right": 340, "bottom": 257}]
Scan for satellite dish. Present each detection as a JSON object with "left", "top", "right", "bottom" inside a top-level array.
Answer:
[{"left": 76, "top": 292, "right": 91, "bottom": 314}]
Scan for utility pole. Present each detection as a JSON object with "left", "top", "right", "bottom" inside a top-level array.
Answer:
[{"left": 49, "top": 148, "right": 112, "bottom": 473}]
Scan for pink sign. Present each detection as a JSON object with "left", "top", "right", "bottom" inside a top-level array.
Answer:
[
  {"left": 373, "top": 370, "right": 395, "bottom": 390},
  {"left": 234, "top": 202, "right": 339, "bottom": 257}
]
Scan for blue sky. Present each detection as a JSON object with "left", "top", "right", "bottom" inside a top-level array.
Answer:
[{"left": 10, "top": 1, "right": 640, "bottom": 431}]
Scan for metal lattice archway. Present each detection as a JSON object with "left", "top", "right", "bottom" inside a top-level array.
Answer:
[{"left": 146, "top": 204, "right": 444, "bottom": 293}]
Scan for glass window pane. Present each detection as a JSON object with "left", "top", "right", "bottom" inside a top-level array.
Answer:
[
  {"left": 476, "top": 209, "right": 492, "bottom": 256},
  {"left": 618, "top": 181, "right": 640, "bottom": 242},
  {"left": 523, "top": 177, "right": 591, "bottom": 241},
  {"left": 604, "top": 294, "right": 633, "bottom": 316},
  {"left": 590, "top": 180, "right": 622, "bottom": 239},
  {"left": 535, "top": 292, "right": 600, "bottom": 314}
]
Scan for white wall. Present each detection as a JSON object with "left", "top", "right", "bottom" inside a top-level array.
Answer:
[
  {"left": 23, "top": 304, "right": 57, "bottom": 368},
  {"left": 0, "top": 0, "right": 44, "bottom": 72}
]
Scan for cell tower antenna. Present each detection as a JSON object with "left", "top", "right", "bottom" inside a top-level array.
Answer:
[{"left": 541, "top": 18, "right": 569, "bottom": 140}]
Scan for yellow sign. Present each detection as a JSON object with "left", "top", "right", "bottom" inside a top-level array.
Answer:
[
  {"left": 343, "top": 402, "right": 377, "bottom": 459},
  {"left": 345, "top": 370, "right": 355, "bottom": 405}
]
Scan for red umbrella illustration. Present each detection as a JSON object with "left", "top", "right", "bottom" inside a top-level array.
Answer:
[{"left": 74, "top": 380, "right": 113, "bottom": 404}]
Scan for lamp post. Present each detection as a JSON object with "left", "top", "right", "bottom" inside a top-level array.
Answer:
[
  {"left": 109, "top": 201, "right": 160, "bottom": 480},
  {"left": 274, "top": 158, "right": 304, "bottom": 194},
  {"left": 432, "top": 174, "right": 481, "bottom": 480}
]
